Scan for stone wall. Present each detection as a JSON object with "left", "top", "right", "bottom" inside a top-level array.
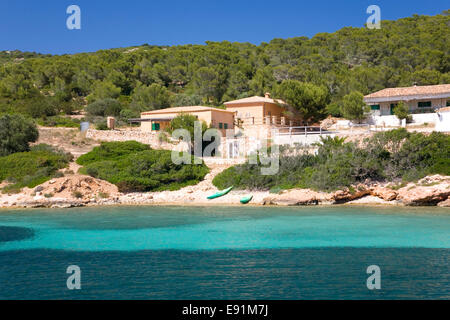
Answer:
[{"left": 85, "top": 129, "right": 174, "bottom": 150}]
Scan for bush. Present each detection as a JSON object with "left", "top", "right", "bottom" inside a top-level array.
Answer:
[
  {"left": 76, "top": 141, "right": 150, "bottom": 165},
  {"left": 72, "top": 191, "right": 83, "bottom": 199},
  {"left": 78, "top": 141, "right": 209, "bottom": 192},
  {"left": 95, "top": 121, "right": 109, "bottom": 130},
  {"left": 0, "top": 144, "right": 72, "bottom": 192},
  {"left": 86, "top": 98, "right": 122, "bottom": 117},
  {"left": 37, "top": 116, "right": 81, "bottom": 128},
  {"left": 213, "top": 129, "right": 450, "bottom": 192},
  {"left": 340, "top": 91, "right": 369, "bottom": 123},
  {"left": 393, "top": 101, "right": 412, "bottom": 123},
  {"left": 0, "top": 114, "right": 39, "bottom": 156}
]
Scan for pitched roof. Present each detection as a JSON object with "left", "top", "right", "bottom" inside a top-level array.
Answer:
[
  {"left": 224, "top": 96, "right": 286, "bottom": 106},
  {"left": 364, "top": 84, "right": 450, "bottom": 103},
  {"left": 141, "top": 106, "right": 234, "bottom": 115}
]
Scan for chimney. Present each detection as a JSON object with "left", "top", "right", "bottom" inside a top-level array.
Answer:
[{"left": 264, "top": 92, "right": 271, "bottom": 99}]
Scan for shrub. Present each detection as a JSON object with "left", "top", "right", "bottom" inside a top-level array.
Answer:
[
  {"left": 213, "top": 129, "right": 450, "bottom": 192},
  {"left": 37, "top": 116, "right": 81, "bottom": 128},
  {"left": 72, "top": 191, "right": 83, "bottom": 199},
  {"left": 95, "top": 121, "right": 109, "bottom": 130},
  {"left": 393, "top": 102, "right": 412, "bottom": 123},
  {"left": 0, "top": 114, "right": 39, "bottom": 156},
  {"left": 340, "top": 91, "right": 369, "bottom": 123},
  {"left": 78, "top": 141, "right": 209, "bottom": 192},
  {"left": 76, "top": 141, "right": 150, "bottom": 165},
  {"left": 98, "top": 192, "right": 109, "bottom": 199},
  {"left": 86, "top": 98, "right": 122, "bottom": 117},
  {"left": 0, "top": 144, "right": 72, "bottom": 192}
]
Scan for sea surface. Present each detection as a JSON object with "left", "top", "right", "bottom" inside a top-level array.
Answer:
[{"left": 0, "top": 205, "right": 449, "bottom": 299}]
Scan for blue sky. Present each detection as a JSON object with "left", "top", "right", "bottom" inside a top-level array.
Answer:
[{"left": 1, "top": 0, "right": 448, "bottom": 54}]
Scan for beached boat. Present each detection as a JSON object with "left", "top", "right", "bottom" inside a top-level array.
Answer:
[
  {"left": 240, "top": 195, "right": 253, "bottom": 204},
  {"left": 207, "top": 186, "right": 233, "bottom": 200}
]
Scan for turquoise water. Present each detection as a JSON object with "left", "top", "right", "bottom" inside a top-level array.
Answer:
[{"left": 0, "top": 206, "right": 449, "bottom": 299}]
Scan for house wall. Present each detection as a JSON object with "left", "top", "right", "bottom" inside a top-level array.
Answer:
[
  {"left": 370, "top": 113, "right": 438, "bottom": 126},
  {"left": 263, "top": 102, "right": 285, "bottom": 118},
  {"left": 140, "top": 110, "right": 234, "bottom": 135},
  {"left": 210, "top": 110, "right": 235, "bottom": 134},
  {"left": 225, "top": 103, "right": 264, "bottom": 120},
  {"left": 368, "top": 98, "right": 449, "bottom": 116}
]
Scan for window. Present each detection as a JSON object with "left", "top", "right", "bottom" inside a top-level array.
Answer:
[
  {"left": 370, "top": 105, "right": 380, "bottom": 110},
  {"left": 151, "top": 123, "right": 160, "bottom": 131},
  {"left": 390, "top": 104, "right": 397, "bottom": 115},
  {"left": 447, "top": 101, "right": 450, "bottom": 107},
  {"left": 219, "top": 123, "right": 223, "bottom": 129},
  {"left": 418, "top": 101, "right": 432, "bottom": 108},
  {"left": 224, "top": 123, "right": 228, "bottom": 129}
]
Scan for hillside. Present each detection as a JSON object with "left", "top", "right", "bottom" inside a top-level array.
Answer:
[{"left": 0, "top": 11, "right": 448, "bottom": 123}]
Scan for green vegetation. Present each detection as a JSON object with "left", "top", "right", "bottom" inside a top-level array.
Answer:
[
  {"left": 0, "top": 12, "right": 448, "bottom": 124},
  {"left": 340, "top": 92, "right": 369, "bottom": 123},
  {"left": 0, "top": 144, "right": 72, "bottom": 193},
  {"left": 36, "top": 116, "right": 81, "bottom": 128},
  {"left": 213, "top": 130, "right": 450, "bottom": 192},
  {"left": 76, "top": 141, "right": 150, "bottom": 165},
  {"left": 275, "top": 80, "right": 329, "bottom": 124},
  {"left": 393, "top": 101, "right": 412, "bottom": 123},
  {"left": 0, "top": 114, "right": 39, "bottom": 156},
  {"left": 77, "top": 141, "right": 209, "bottom": 192}
]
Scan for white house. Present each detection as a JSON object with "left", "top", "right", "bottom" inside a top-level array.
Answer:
[{"left": 364, "top": 84, "right": 450, "bottom": 126}]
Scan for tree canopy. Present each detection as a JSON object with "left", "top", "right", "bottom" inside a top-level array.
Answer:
[{"left": 0, "top": 12, "right": 448, "bottom": 121}]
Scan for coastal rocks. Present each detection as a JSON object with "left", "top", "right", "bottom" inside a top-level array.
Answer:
[
  {"left": 398, "top": 185, "right": 450, "bottom": 206},
  {"left": 437, "top": 198, "right": 450, "bottom": 207},
  {"left": 331, "top": 184, "right": 371, "bottom": 203},
  {"left": 370, "top": 187, "right": 398, "bottom": 201},
  {"left": 264, "top": 189, "right": 330, "bottom": 206},
  {"left": 38, "top": 175, "right": 119, "bottom": 200}
]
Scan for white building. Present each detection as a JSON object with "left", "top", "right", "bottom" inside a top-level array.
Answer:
[{"left": 364, "top": 84, "right": 450, "bottom": 126}]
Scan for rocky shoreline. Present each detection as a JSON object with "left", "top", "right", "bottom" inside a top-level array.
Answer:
[{"left": 1, "top": 173, "right": 449, "bottom": 209}]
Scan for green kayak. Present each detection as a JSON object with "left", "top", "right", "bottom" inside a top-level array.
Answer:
[
  {"left": 240, "top": 195, "right": 253, "bottom": 204},
  {"left": 207, "top": 186, "right": 233, "bottom": 200}
]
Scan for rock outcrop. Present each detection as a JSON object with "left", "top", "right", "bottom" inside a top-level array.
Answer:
[
  {"left": 437, "top": 198, "right": 450, "bottom": 207},
  {"left": 264, "top": 189, "right": 331, "bottom": 206},
  {"left": 38, "top": 175, "right": 119, "bottom": 201},
  {"left": 331, "top": 184, "right": 371, "bottom": 203},
  {"left": 396, "top": 175, "right": 450, "bottom": 206},
  {"left": 370, "top": 187, "right": 398, "bottom": 201}
]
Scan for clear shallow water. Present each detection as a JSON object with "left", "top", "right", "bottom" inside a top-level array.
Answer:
[{"left": 0, "top": 206, "right": 449, "bottom": 299}]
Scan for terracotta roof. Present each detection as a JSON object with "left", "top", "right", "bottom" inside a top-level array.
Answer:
[
  {"left": 141, "top": 106, "right": 234, "bottom": 115},
  {"left": 364, "top": 84, "right": 450, "bottom": 102},
  {"left": 224, "top": 96, "right": 286, "bottom": 106}
]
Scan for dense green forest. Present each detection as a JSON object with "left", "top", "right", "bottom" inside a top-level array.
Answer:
[{"left": 0, "top": 12, "right": 448, "bottom": 124}]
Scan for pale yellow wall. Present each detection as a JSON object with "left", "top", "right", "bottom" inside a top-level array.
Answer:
[
  {"left": 226, "top": 104, "right": 264, "bottom": 120},
  {"left": 140, "top": 110, "right": 234, "bottom": 133},
  {"left": 210, "top": 109, "right": 235, "bottom": 135},
  {"left": 263, "top": 102, "right": 285, "bottom": 118}
]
